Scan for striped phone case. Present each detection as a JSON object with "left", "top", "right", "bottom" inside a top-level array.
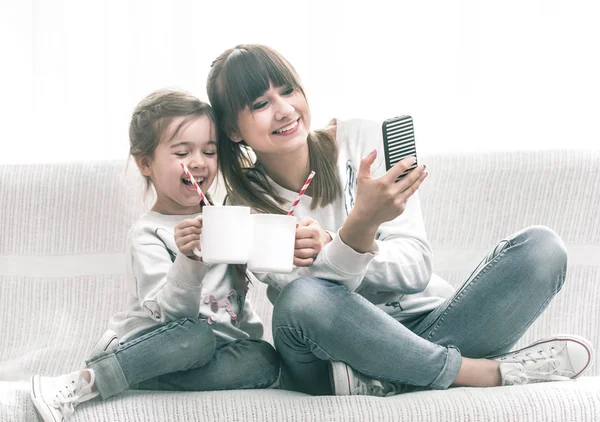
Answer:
[{"left": 382, "top": 115, "right": 418, "bottom": 180}]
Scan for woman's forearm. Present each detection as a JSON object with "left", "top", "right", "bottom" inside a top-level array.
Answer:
[{"left": 338, "top": 211, "right": 379, "bottom": 254}]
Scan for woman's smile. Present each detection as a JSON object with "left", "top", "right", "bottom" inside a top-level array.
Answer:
[{"left": 273, "top": 118, "right": 300, "bottom": 136}]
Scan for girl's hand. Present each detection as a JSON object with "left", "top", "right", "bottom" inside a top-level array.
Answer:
[
  {"left": 340, "top": 150, "right": 427, "bottom": 253},
  {"left": 294, "top": 217, "right": 332, "bottom": 267},
  {"left": 174, "top": 218, "right": 203, "bottom": 261}
]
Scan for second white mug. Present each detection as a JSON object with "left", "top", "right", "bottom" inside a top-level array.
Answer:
[{"left": 247, "top": 214, "right": 296, "bottom": 274}]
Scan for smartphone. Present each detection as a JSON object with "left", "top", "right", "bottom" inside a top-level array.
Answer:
[{"left": 382, "top": 115, "right": 418, "bottom": 181}]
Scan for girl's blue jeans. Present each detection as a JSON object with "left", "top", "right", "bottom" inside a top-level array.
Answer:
[
  {"left": 272, "top": 225, "right": 568, "bottom": 395},
  {"left": 85, "top": 318, "right": 280, "bottom": 399}
]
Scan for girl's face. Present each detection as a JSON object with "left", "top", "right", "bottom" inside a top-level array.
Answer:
[
  {"left": 233, "top": 83, "right": 310, "bottom": 157},
  {"left": 139, "top": 115, "right": 217, "bottom": 215}
]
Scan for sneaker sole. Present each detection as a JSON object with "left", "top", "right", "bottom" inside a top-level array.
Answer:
[
  {"left": 489, "top": 334, "right": 595, "bottom": 378},
  {"left": 30, "top": 375, "right": 62, "bottom": 422},
  {"left": 329, "top": 361, "right": 352, "bottom": 395}
]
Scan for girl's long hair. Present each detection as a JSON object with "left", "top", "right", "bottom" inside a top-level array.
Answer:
[{"left": 207, "top": 44, "right": 342, "bottom": 213}]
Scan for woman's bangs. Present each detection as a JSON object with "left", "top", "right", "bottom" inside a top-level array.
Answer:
[{"left": 223, "top": 48, "right": 302, "bottom": 115}]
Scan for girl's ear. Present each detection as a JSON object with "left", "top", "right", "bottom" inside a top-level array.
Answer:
[{"left": 135, "top": 155, "right": 153, "bottom": 177}]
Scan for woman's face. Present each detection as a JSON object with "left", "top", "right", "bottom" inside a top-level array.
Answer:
[{"left": 233, "top": 82, "right": 311, "bottom": 157}]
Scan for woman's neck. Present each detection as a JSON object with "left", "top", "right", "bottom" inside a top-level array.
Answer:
[{"left": 257, "top": 144, "right": 311, "bottom": 193}]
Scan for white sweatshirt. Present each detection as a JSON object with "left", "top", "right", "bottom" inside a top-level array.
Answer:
[
  {"left": 252, "top": 119, "right": 456, "bottom": 321},
  {"left": 108, "top": 211, "right": 263, "bottom": 343}
]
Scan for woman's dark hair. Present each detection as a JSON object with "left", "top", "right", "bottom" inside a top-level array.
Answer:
[{"left": 207, "top": 44, "right": 342, "bottom": 213}]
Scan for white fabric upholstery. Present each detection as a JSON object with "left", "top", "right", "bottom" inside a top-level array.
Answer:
[{"left": 1, "top": 151, "right": 599, "bottom": 421}]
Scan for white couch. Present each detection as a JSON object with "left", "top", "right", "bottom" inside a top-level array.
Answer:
[{"left": 1, "top": 150, "right": 599, "bottom": 421}]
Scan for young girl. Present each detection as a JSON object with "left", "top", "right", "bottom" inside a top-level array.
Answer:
[
  {"left": 206, "top": 44, "right": 594, "bottom": 396},
  {"left": 29, "top": 89, "right": 280, "bottom": 421}
]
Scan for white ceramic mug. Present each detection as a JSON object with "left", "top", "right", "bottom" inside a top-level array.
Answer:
[
  {"left": 247, "top": 214, "right": 296, "bottom": 273},
  {"left": 193, "top": 206, "right": 252, "bottom": 264}
]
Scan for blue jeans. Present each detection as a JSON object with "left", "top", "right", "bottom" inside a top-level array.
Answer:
[
  {"left": 272, "top": 226, "right": 567, "bottom": 395},
  {"left": 86, "top": 318, "right": 280, "bottom": 399}
]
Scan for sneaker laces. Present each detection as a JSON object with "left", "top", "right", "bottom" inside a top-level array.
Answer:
[
  {"left": 51, "top": 370, "right": 96, "bottom": 418},
  {"left": 51, "top": 384, "right": 79, "bottom": 418},
  {"left": 501, "top": 347, "right": 574, "bottom": 385},
  {"left": 511, "top": 348, "right": 554, "bottom": 365},
  {"left": 354, "top": 373, "right": 397, "bottom": 397}
]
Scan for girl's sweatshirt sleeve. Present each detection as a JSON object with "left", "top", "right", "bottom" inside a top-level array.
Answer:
[{"left": 129, "top": 240, "right": 209, "bottom": 324}]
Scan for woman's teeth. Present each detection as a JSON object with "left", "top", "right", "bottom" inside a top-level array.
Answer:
[{"left": 274, "top": 119, "right": 298, "bottom": 134}]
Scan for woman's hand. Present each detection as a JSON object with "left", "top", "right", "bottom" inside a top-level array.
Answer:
[
  {"left": 174, "top": 218, "right": 203, "bottom": 261},
  {"left": 354, "top": 151, "right": 427, "bottom": 226},
  {"left": 294, "top": 217, "right": 332, "bottom": 267},
  {"left": 340, "top": 150, "right": 428, "bottom": 253}
]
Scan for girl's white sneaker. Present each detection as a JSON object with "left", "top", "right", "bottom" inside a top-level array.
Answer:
[{"left": 30, "top": 368, "right": 99, "bottom": 421}]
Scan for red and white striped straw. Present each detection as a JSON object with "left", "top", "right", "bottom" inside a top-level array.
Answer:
[
  {"left": 180, "top": 163, "right": 211, "bottom": 207},
  {"left": 287, "top": 171, "right": 315, "bottom": 216}
]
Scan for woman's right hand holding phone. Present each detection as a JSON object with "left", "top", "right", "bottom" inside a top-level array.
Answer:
[{"left": 339, "top": 151, "right": 427, "bottom": 253}]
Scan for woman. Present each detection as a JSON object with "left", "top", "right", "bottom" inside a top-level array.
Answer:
[{"left": 206, "top": 44, "right": 594, "bottom": 395}]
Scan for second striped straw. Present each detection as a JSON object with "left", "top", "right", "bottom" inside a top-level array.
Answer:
[
  {"left": 287, "top": 171, "right": 315, "bottom": 216},
  {"left": 180, "top": 163, "right": 211, "bottom": 207}
]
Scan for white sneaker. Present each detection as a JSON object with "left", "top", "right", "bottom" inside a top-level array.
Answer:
[
  {"left": 329, "top": 361, "right": 397, "bottom": 396},
  {"left": 89, "top": 329, "right": 119, "bottom": 357},
  {"left": 491, "top": 335, "right": 595, "bottom": 386},
  {"left": 30, "top": 368, "right": 99, "bottom": 421}
]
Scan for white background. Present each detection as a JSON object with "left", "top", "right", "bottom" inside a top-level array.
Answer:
[{"left": 1, "top": 0, "right": 599, "bottom": 164}]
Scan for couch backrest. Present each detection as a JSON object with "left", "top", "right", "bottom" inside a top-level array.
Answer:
[
  {"left": 419, "top": 150, "right": 600, "bottom": 281},
  {"left": 1, "top": 161, "right": 150, "bottom": 255}
]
